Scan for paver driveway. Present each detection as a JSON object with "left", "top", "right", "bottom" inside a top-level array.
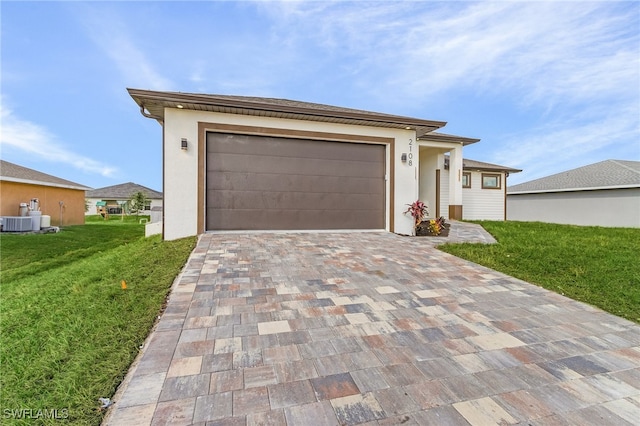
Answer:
[{"left": 105, "top": 227, "right": 640, "bottom": 425}]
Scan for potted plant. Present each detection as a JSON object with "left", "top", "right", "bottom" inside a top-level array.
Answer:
[{"left": 416, "top": 216, "right": 450, "bottom": 237}]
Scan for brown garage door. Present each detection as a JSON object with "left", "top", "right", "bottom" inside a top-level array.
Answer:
[{"left": 206, "top": 133, "right": 385, "bottom": 230}]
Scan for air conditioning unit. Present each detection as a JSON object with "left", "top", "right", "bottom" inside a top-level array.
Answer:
[{"left": 2, "top": 217, "right": 33, "bottom": 232}]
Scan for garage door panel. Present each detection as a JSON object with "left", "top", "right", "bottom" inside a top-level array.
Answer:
[
  {"left": 208, "top": 208, "right": 383, "bottom": 230},
  {"left": 209, "top": 134, "right": 385, "bottom": 163},
  {"left": 207, "top": 153, "right": 383, "bottom": 178},
  {"left": 207, "top": 172, "right": 382, "bottom": 194},
  {"left": 206, "top": 133, "right": 385, "bottom": 230},
  {"left": 208, "top": 189, "right": 384, "bottom": 211},
  {"left": 207, "top": 189, "right": 384, "bottom": 210}
]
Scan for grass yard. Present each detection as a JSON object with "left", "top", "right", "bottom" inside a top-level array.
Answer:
[
  {"left": 0, "top": 217, "right": 196, "bottom": 424},
  {"left": 439, "top": 221, "right": 640, "bottom": 323}
]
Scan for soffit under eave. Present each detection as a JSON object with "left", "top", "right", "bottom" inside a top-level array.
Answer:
[
  {"left": 462, "top": 166, "right": 522, "bottom": 173},
  {"left": 0, "top": 177, "right": 91, "bottom": 191},
  {"left": 131, "top": 96, "right": 445, "bottom": 133},
  {"left": 442, "top": 160, "right": 522, "bottom": 173},
  {"left": 442, "top": 164, "right": 521, "bottom": 173},
  {"left": 417, "top": 134, "right": 481, "bottom": 146}
]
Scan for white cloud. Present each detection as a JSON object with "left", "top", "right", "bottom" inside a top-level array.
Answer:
[
  {"left": 0, "top": 103, "right": 118, "bottom": 178},
  {"left": 74, "top": 5, "right": 173, "bottom": 91},
  {"left": 257, "top": 1, "right": 638, "bottom": 182},
  {"left": 493, "top": 108, "right": 639, "bottom": 184},
  {"left": 105, "top": 34, "right": 173, "bottom": 91},
  {"left": 298, "top": 2, "right": 635, "bottom": 106},
  {"left": 250, "top": 2, "right": 637, "bottom": 114},
  {"left": 189, "top": 61, "right": 205, "bottom": 84}
]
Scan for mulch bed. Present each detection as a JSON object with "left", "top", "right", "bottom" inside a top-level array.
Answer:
[{"left": 416, "top": 221, "right": 451, "bottom": 237}]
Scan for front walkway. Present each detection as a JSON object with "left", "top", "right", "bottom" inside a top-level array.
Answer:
[{"left": 105, "top": 225, "right": 640, "bottom": 425}]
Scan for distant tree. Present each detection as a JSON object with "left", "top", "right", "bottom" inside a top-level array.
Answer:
[{"left": 129, "top": 191, "right": 149, "bottom": 216}]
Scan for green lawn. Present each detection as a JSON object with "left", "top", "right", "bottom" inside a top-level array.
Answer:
[
  {"left": 439, "top": 221, "right": 640, "bottom": 323},
  {"left": 0, "top": 218, "right": 196, "bottom": 425}
]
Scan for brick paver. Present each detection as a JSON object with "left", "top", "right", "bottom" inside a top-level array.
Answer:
[{"left": 105, "top": 224, "right": 640, "bottom": 425}]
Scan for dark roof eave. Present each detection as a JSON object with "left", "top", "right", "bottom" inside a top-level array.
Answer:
[
  {"left": 0, "top": 160, "right": 91, "bottom": 190},
  {"left": 468, "top": 166, "right": 522, "bottom": 173},
  {"left": 451, "top": 165, "right": 522, "bottom": 173},
  {"left": 417, "top": 131, "right": 481, "bottom": 146},
  {"left": 128, "top": 88, "right": 447, "bottom": 132},
  {"left": 443, "top": 157, "right": 521, "bottom": 173},
  {"left": 0, "top": 176, "right": 91, "bottom": 191}
]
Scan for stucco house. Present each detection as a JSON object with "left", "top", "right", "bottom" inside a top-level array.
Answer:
[
  {"left": 507, "top": 159, "right": 640, "bottom": 228},
  {"left": 85, "top": 182, "right": 162, "bottom": 215},
  {"left": 128, "top": 89, "right": 516, "bottom": 240},
  {"left": 0, "top": 160, "right": 90, "bottom": 226}
]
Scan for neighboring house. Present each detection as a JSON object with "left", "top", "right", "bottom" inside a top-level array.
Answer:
[
  {"left": 129, "top": 89, "right": 501, "bottom": 239},
  {"left": 85, "top": 182, "right": 162, "bottom": 215},
  {"left": 507, "top": 159, "right": 640, "bottom": 228},
  {"left": 0, "top": 160, "right": 90, "bottom": 226},
  {"left": 442, "top": 157, "right": 522, "bottom": 221}
]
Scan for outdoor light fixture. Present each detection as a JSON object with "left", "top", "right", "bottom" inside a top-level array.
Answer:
[
  {"left": 176, "top": 104, "right": 184, "bottom": 109},
  {"left": 181, "top": 138, "right": 188, "bottom": 150},
  {"left": 401, "top": 153, "right": 407, "bottom": 163}
]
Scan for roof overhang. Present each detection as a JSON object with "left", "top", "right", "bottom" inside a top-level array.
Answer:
[
  {"left": 0, "top": 176, "right": 91, "bottom": 191},
  {"left": 459, "top": 163, "right": 522, "bottom": 173},
  {"left": 127, "top": 88, "right": 447, "bottom": 135},
  {"left": 86, "top": 195, "right": 163, "bottom": 200},
  {"left": 441, "top": 156, "right": 522, "bottom": 173},
  {"left": 508, "top": 184, "right": 640, "bottom": 195},
  {"left": 417, "top": 131, "right": 480, "bottom": 146},
  {"left": 463, "top": 165, "right": 522, "bottom": 173}
]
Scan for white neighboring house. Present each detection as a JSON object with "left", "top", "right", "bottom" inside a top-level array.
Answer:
[
  {"left": 439, "top": 157, "right": 521, "bottom": 221},
  {"left": 507, "top": 159, "right": 640, "bottom": 228},
  {"left": 86, "top": 182, "right": 162, "bottom": 217}
]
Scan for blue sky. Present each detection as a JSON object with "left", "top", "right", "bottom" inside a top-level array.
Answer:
[{"left": 2, "top": 1, "right": 639, "bottom": 191}]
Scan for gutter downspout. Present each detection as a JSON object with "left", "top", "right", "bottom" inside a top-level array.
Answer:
[
  {"left": 138, "top": 104, "right": 163, "bottom": 125},
  {"left": 504, "top": 172, "right": 509, "bottom": 221}
]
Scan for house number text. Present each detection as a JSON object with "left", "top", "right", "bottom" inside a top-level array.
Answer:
[{"left": 408, "top": 139, "right": 413, "bottom": 166}]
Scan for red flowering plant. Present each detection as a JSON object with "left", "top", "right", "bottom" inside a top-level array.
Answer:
[{"left": 404, "top": 200, "right": 428, "bottom": 233}]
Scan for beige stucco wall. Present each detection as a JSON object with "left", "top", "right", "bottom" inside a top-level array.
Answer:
[
  {"left": 507, "top": 188, "right": 640, "bottom": 227},
  {"left": 0, "top": 181, "right": 86, "bottom": 226},
  {"left": 163, "top": 108, "right": 422, "bottom": 240}
]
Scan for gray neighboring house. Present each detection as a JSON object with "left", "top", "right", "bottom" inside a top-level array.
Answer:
[
  {"left": 86, "top": 182, "right": 162, "bottom": 216},
  {"left": 507, "top": 159, "right": 640, "bottom": 228}
]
